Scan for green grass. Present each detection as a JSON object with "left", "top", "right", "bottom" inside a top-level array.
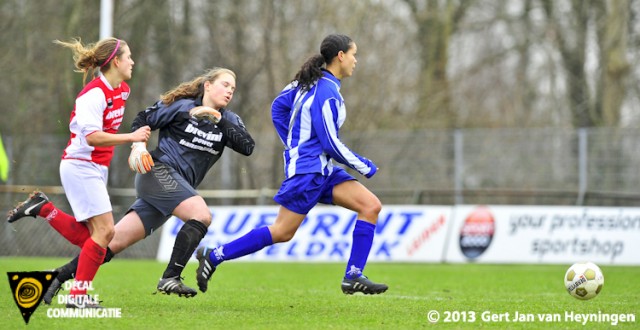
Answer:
[{"left": 1, "top": 258, "right": 638, "bottom": 329}]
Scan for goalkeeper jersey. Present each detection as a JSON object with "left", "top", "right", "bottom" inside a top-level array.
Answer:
[
  {"left": 62, "top": 74, "right": 130, "bottom": 167},
  {"left": 131, "top": 96, "right": 254, "bottom": 188},
  {"left": 271, "top": 70, "right": 376, "bottom": 179}
]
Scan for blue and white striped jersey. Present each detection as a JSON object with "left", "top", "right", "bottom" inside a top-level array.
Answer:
[{"left": 271, "top": 70, "right": 377, "bottom": 179}]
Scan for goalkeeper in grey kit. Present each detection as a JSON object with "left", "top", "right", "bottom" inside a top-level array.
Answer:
[{"left": 43, "top": 67, "right": 255, "bottom": 301}]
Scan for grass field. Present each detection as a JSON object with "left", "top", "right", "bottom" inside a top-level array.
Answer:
[{"left": 1, "top": 257, "right": 638, "bottom": 329}]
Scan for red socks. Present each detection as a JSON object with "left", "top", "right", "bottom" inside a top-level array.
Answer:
[
  {"left": 69, "top": 238, "right": 106, "bottom": 296},
  {"left": 38, "top": 203, "right": 106, "bottom": 297},
  {"left": 40, "top": 203, "right": 91, "bottom": 247}
]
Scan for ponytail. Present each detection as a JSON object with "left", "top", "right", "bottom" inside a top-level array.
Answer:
[
  {"left": 293, "top": 54, "right": 325, "bottom": 92},
  {"left": 54, "top": 37, "right": 125, "bottom": 85},
  {"left": 292, "top": 34, "right": 353, "bottom": 92}
]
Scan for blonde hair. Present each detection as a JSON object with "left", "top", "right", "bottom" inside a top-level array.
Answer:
[
  {"left": 161, "top": 67, "right": 236, "bottom": 105},
  {"left": 54, "top": 37, "right": 126, "bottom": 85}
]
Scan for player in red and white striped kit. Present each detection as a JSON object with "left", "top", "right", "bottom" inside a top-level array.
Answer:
[{"left": 7, "top": 37, "right": 150, "bottom": 308}]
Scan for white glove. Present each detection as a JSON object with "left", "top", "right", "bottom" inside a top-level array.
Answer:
[
  {"left": 190, "top": 106, "right": 221, "bottom": 123},
  {"left": 128, "top": 142, "right": 154, "bottom": 174}
]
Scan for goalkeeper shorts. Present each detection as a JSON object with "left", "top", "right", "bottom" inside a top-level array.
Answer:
[
  {"left": 134, "top": 162, "right": 198, "bottom": 214},
  {"left": 126, "top": 199, "right": 171, "bottom": 237}
]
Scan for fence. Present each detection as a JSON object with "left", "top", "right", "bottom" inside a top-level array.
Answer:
[{"left": 2, "top": 127, "right": 640, "bottom": 258}]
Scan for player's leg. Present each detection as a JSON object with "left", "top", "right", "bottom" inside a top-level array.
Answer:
[
  {"left": 66, "top": 212, "right": 114, "bottom": 308},
  {"left": 333, "top": 180, "right": 382, "bottom": 273},
  {"left": 107, "top": 211, "right": 148, "bottom": 252},
  {"left": 330, "top": 174, "right": 387, "bottom": 295},
  {"left": 196, "top": 174, "right": 317, "bottom": 293},
  {"left": 60, "top": 160, "right": 115, "bottom": 308},
  {"left": 200, "top": 205, "right": 305, "bottom": 264},
  {"left": 156, "top": 195, "right": 210, "bottom": 297},
  {"left": 130, "top": 163, "right": 205, "bottom": 297},
  {"left": 46, "top": 200, "right": 170, "bottom": 304},
  {"left": 7, "top": 191, "right": 91, "bottom": 247},
  {"left": 43, "top": 246, "right": 115, "bottom": 305},
  {"left": 195, "top": 205, "right": 305, "bottom": 293},
  {"left": 44, "top": 209, "right": 147, "bottom": 303}
]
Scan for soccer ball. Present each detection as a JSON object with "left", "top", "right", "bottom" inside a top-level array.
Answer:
[{"left": 564, "top": 262, "right": 604, "bottom": 300}]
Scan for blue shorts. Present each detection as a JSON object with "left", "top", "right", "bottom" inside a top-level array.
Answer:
[{"left": 273, "top": 167, "right": 356, "bottom": 214}]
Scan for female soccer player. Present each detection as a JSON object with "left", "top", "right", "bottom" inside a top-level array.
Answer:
[
  {"left": 16, "top": 67, "right": 254, "bottom": 303},
  {"left": 195, "top": 34, "right": 388, "bottom": 295},
  {"left": 7, "top": 37, "right": 151, "bottom": 308}
]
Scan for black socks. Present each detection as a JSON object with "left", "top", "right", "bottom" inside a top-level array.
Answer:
[{"left": 162, "top": 220, "right": 208, "bottom": 279}]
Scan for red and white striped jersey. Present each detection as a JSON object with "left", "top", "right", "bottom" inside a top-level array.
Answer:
[{"left": 62, "top": 75, "right": 130, "bottom": 167}]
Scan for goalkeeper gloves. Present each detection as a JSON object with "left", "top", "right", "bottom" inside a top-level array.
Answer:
[
  {"left": 128, "top": 142, "right": 154, "bottom": 174},
  {"left": 189, "top": 106, "right": 221, "bottom": 123}
]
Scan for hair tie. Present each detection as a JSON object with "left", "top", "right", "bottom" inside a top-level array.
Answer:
[{"left": 100, "top": 39, "right": 121, "bottom": 68}]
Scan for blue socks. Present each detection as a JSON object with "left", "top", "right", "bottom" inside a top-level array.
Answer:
[
  {"left": 208, "top": 226, "right": 273, "bottom": 266},
  {"left": 206, "top": 220, "right": 375, "bottom": 280},
  {"left": 345, "top": 220, "right": 375, "bottom": 279}
]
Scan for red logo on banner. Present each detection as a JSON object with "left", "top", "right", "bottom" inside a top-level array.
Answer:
[{"left": 459, "top": 206, "right": 495, "bottom": 259}]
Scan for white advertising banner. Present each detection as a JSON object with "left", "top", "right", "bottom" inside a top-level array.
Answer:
[
  {"left": 444, "top": 205, "right": 640, "bottom": 265},
  {"left": 157, "top": 205, "right": 640, "bottom": 265},
  {"left": 157, "top": 205, "right": 452, "bottom": 263}
]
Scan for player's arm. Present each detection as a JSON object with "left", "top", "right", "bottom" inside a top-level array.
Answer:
[
  {"left": 313, "top": 98, "right": 377, "bottom": 178},
  {"left": 76, "top": 88, "right": 150, "bottom": 147},
  {"left": 86, "top": 129, "right": 150, "bottom": 146},
  {"left": 219, "top": 110, "right": 255, "bottom": 156},
  {"left": 132, "top": 100, "right": 189, "bottom": 131}
]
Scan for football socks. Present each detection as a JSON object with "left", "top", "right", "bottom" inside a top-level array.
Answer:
[
  {"left": 162, "top": 220, "right": 208, "bottom": 279},
  {"left": 344, "top": 220, "right": 375, "bottom": 280},
  {"left": 208, "top": 226, "right": 273, "bottom": 266},
  {"left": 70, "top": 238, "right": 106, "bottom": 296},
  {"left": 44, "top": 205, "right": 91, "bottom": 248}
]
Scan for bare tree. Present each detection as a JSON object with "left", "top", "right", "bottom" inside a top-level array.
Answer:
[
  {"left": 401, "top": 0, "right": 471, "bottom": 128},
  {"left": 3, "top": 0, "right": 640, "bottom": 198},
  {"left": 597, "top": 0, "right": 631, "bottom": 126}
]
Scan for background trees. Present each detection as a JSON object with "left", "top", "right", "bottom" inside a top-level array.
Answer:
[
  {"left": 3, "top": 0, "right": 640, "bottom": 133},
  {"left": 1, "top": 0, "right": 640, "bottom": 203}
]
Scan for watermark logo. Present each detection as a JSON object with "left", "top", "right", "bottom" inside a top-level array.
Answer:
[
  {"left": 47, "top": 280, "right": 122, "bottom": 319},
  {"left": 7, "top": 271, "right": 58, "bottom": 324}
]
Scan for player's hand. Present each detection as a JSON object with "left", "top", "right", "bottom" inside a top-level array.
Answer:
[
  {"left": 131, "top": 126, "right": 151, "bottom": 142},
  {"left": 128, "top": 142, "right": 154, "bottom": 174},
  {"left": 190, "top": 106, "right": 221, "bottom": 123}
]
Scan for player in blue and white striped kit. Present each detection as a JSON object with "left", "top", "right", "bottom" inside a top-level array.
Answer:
[{"left": 196, "top": 34, "right": 388, "bottom": 295}]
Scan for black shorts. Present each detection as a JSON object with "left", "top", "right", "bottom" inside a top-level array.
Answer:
[{"left": 127, "top": 162, "right": 198, "bottom": 236}]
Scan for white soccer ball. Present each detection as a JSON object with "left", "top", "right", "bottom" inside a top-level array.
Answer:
[{"left": 564, "top": 262, "right": 604, "bottom": 300}]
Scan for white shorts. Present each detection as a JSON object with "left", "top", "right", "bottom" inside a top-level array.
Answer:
[{"left": 59, "top": 159, "right": 112, "bottom": 222}]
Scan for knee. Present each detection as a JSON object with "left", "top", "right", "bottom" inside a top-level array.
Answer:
[
  {"left": 103, "top": 226, "right": 115, "bottom": 242},
  {"left": 361, "top": 197, "right": 382, "bottom": 221},
  {"left": 94, "top": 225, "right": 115, "bottom": 242},
  {"left": 193, "top": 216, "right": 211, "bottom": 227},
  {"left": 192, "top": 208, "right": 212, "bottom": 227},
  {"left": 270, "top": 226, "right": 296, "bottom": 243}
]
